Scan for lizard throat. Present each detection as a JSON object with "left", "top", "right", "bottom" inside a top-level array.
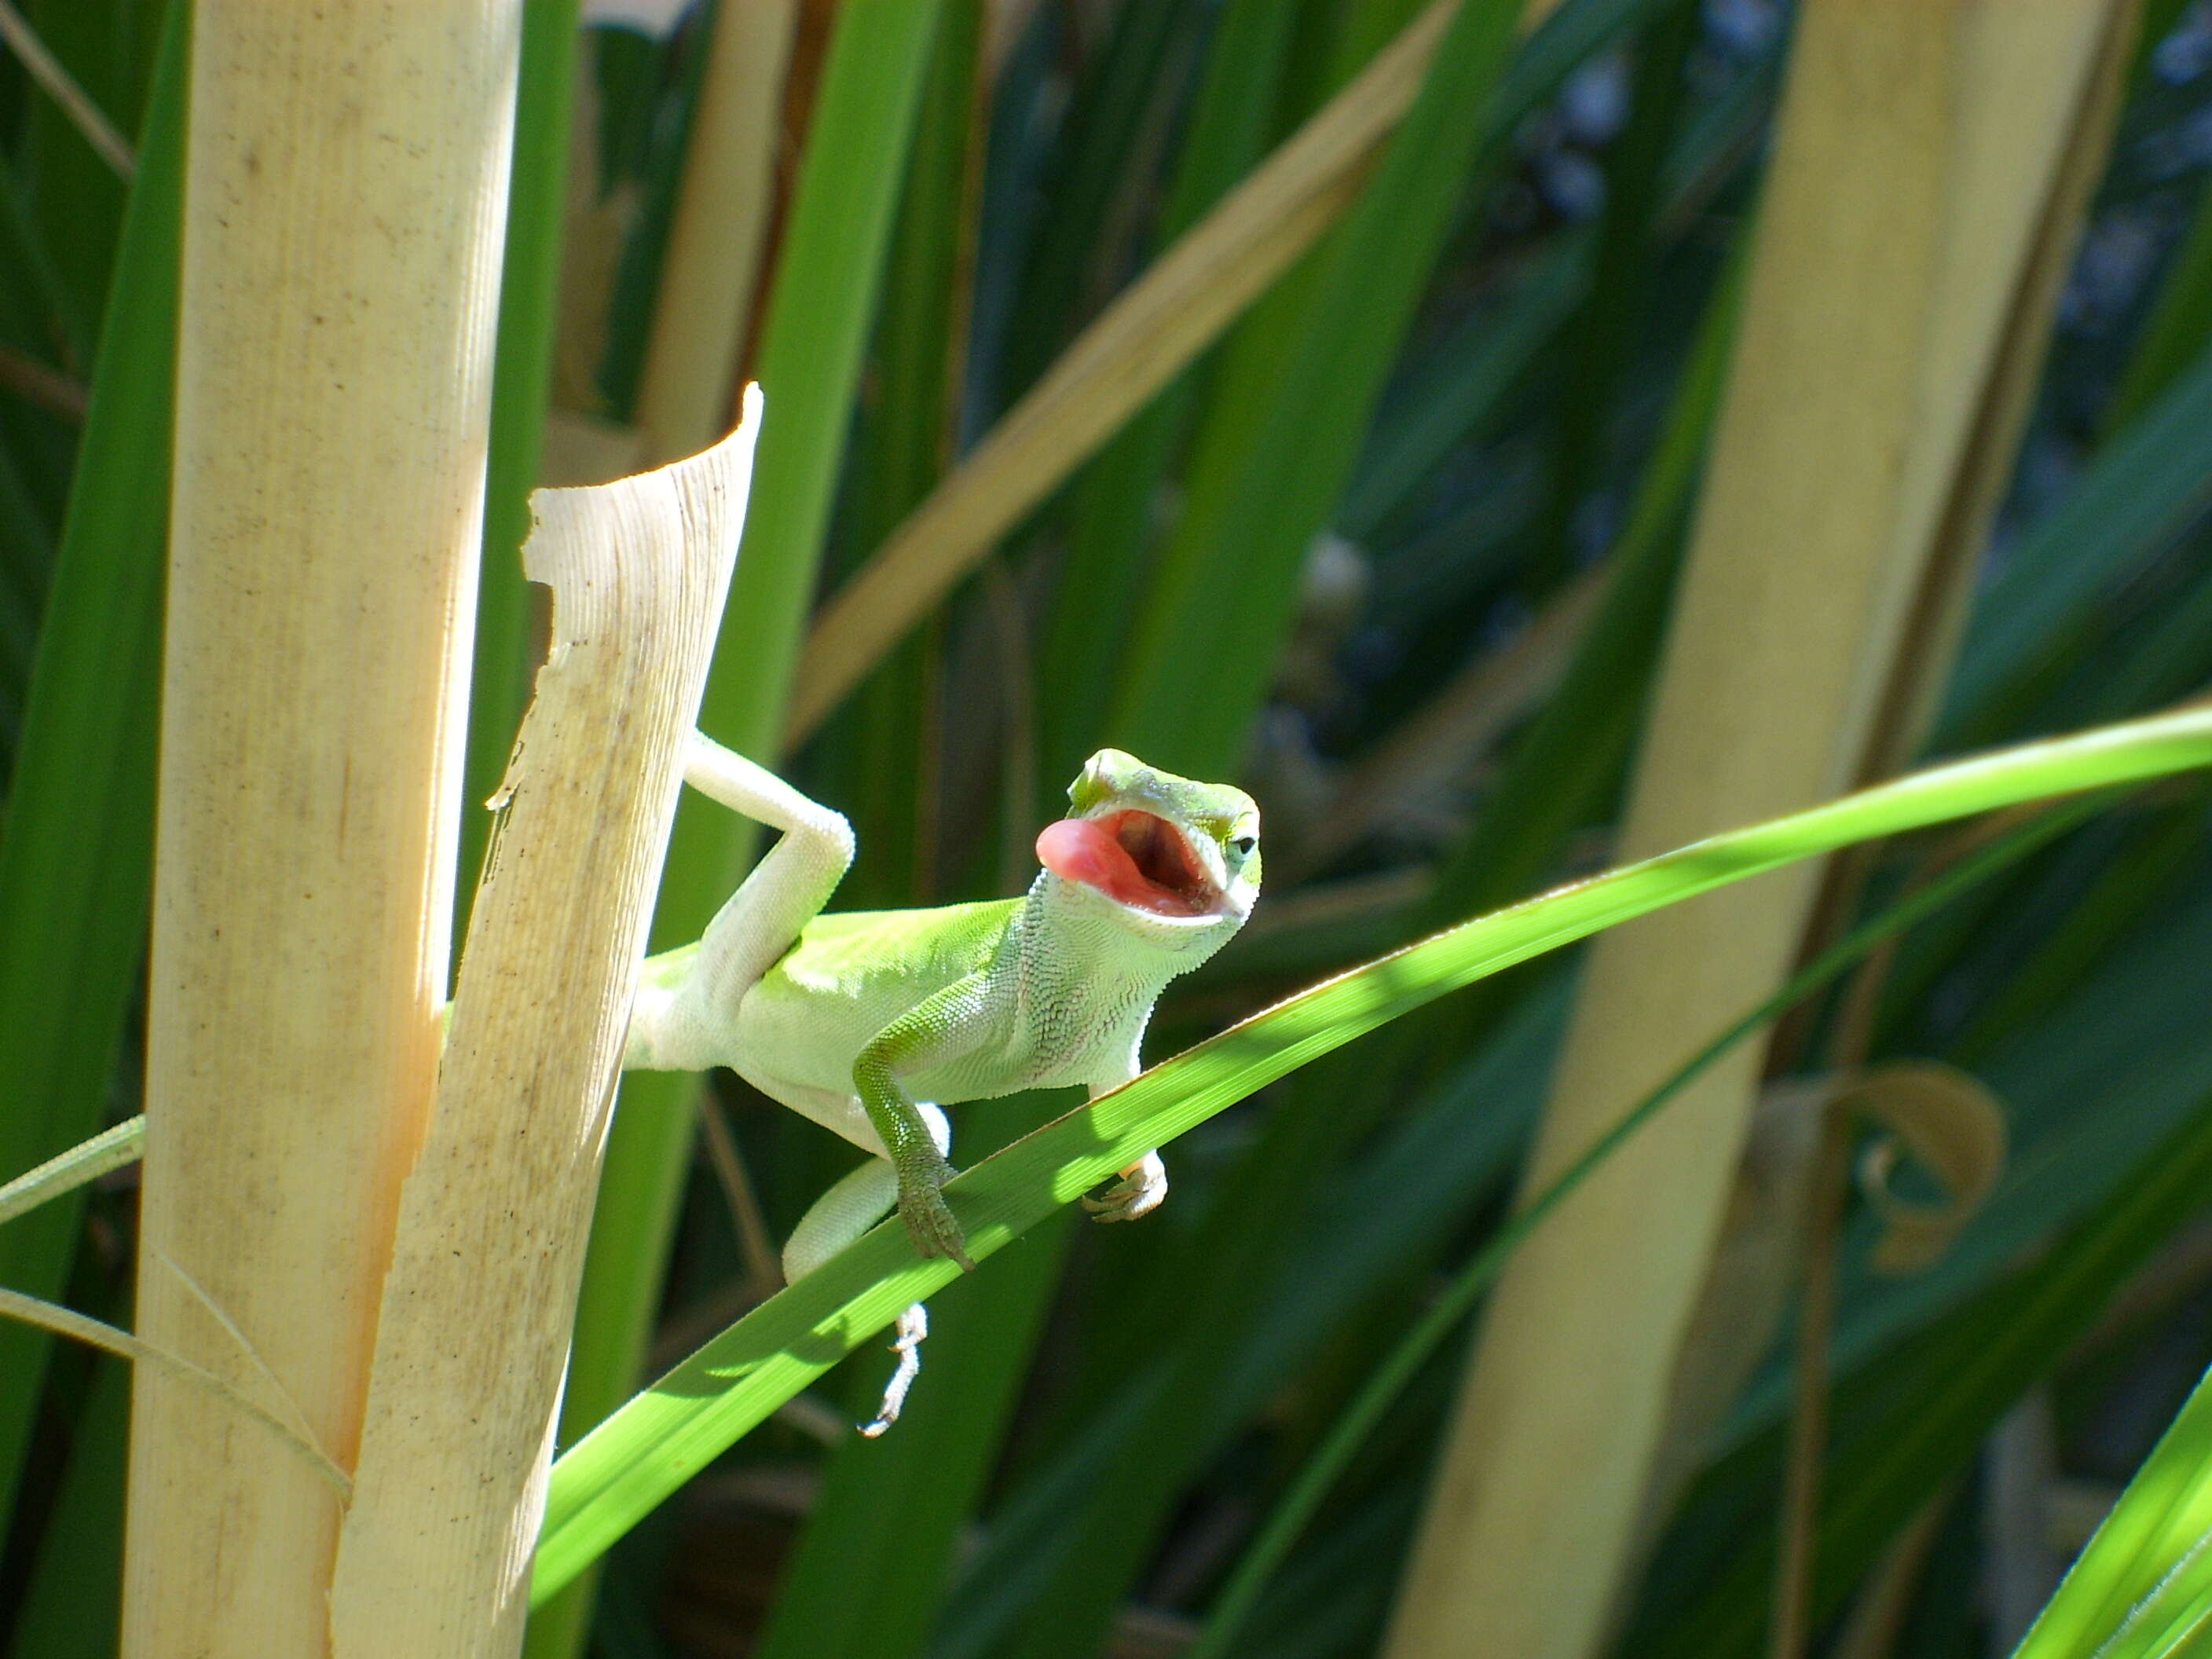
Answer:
[{"left": 1035, "top": 811, "right": 1221, "bottom": 918}]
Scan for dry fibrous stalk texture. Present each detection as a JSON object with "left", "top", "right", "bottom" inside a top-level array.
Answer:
[
  {"left": 124, "top": 5, "right": 523, "bottom": 1654},
  {"left": 330, "top": 402, "right": 759, "bottom": 1659},
  {"left": 1379, "top": 4, "right": 2141, "bottom": 1657}
]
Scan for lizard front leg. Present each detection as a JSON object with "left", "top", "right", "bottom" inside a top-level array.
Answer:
[
  {"left": 852, "top": 973, "right": 994, "bottom": 1272},
  {"left": 627, "top": 733, "right": 855, "bottom": 1071}
]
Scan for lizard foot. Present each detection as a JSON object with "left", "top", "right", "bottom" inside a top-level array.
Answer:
[
  {"left": 1082, "top": 1151, "right": 1167, "bottom": 1224},
  {"left": 897, "top": 1156, "right": 976, "bottom": 1271},
  {"left": 859, "top": 1302, "right": 928, "bottom": 1437}
]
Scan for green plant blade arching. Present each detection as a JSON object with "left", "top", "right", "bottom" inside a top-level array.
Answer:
[
  {"left": 531, "top": 701, "right": 2212, "bottom": 1603},
  {"left": 2012, "top": 1344, "right": 2212, "bottom": 1659},
  {"left": 1188, "top": 797, "right": 2096, "bottom": 1659}
]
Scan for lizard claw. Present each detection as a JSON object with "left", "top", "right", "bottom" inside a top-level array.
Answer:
[
  {"left": 898, "top": 1157, "right": 976, "bottom": 1271},
  {"left": 1082, "top": 1151, "right": 1167, "bottom": 1224},
  {"left": 859, "top": 1302, "right": 929, "bottom": 1437}
]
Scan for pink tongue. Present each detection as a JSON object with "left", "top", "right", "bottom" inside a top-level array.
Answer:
[{"left": 1036, "top": 818, "right": 1148, "bottom": 905}]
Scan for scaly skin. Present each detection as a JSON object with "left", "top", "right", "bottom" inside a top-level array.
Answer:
[{"left": 625, "top": 749, "right": 1262, "bottom": 1271}]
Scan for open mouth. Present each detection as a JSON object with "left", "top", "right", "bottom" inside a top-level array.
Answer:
[{"left": 1035, "top": 808, "right": 1221, "bottom": 918}]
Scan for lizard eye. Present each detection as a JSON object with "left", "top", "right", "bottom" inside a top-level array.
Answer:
[{"left": 1231, "top": 835, "right": 1257, "bottom": 857}]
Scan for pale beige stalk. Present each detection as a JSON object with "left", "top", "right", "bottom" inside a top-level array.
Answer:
[
  {"left": 123, "top": 5, "right": 521, "bottom": 1654},
  {"left": 634, "top": 0, "right": 797, "bottom": 463},
  {"left": 1379, "top": 5, "right": 2137, "bottom": 1657},
  {"left": 328, "top": 399, "right": 760, "bottom": 1658}
]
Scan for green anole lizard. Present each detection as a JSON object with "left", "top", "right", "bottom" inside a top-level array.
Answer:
[
  {"left": 1, "top": 737, "right": 1261, "bottom": 1434},
  {"left": 626, "top": 734, "right": 1261, "bottom": 1429}
]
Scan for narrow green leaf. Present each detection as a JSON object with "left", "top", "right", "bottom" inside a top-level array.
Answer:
[
  {"left": 819, "top": 0, "right": 981, "bottom": 908},
  {"left": 1038, "top": 0, "right": 1305, "bottom": 794},
  {"left": 753, "top": 16, "right": 1060, "bottom": 1656},
  {"left": 533, "top": 702, "right": 2212, "bottom": 1602},
  {"left": 697, "top": 0, "right": 946, "bottom": 764},
  {"left": 2012, "top": 1345, "right": 2212, "bottom": 1659},
  {"left": 1190, "top": 800, "right": 2089, "bottom": 1659}
]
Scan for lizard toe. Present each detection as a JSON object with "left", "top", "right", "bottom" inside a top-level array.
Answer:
[
  {"left": 898, "top": 1167, "right": 976, "bottom": 1271},
  {"left": 1082, "top": 1152, "right": 1167, "bottom": 1224}
]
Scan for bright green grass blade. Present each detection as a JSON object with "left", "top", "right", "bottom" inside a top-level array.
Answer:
[
  {"left": 694, "top": 0, "right": 945, "bottom": 763},
  {"left": 458, "top": 0, "right": 581, "bottom": 934},
  {"left": 2011, "top": 1255, "right": 2212, "bottom": 1657},
  {"left": 532, "top": 702, "right": 2212, "bottom": 1602},
  {"left": 533, "top": 10, "right": 944, "bottom": 1650},
  {"left": 0, "top": 0, "right": 181, "bottom": 1541},
  {"left": 753, "top": 15, "right": 1049, "bottom": 1656},
  {"left": 1111, "top": 0, "right": 1526, "bottom": 776},
  {"left": 2012, "top": 1352, "right": 2212, "bottom": 1657},
  {"left": 1188, "top": 798, "right": 2090, "bottom": 1659}
]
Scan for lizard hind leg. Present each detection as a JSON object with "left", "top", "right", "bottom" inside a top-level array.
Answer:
[{"left": 782, "top": 1104, "right": 951, "bottom": 1437}]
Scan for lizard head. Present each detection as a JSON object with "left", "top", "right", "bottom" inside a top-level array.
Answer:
[{"left": 1035, "top": 749, "right": 1261, "bottom": 936}]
